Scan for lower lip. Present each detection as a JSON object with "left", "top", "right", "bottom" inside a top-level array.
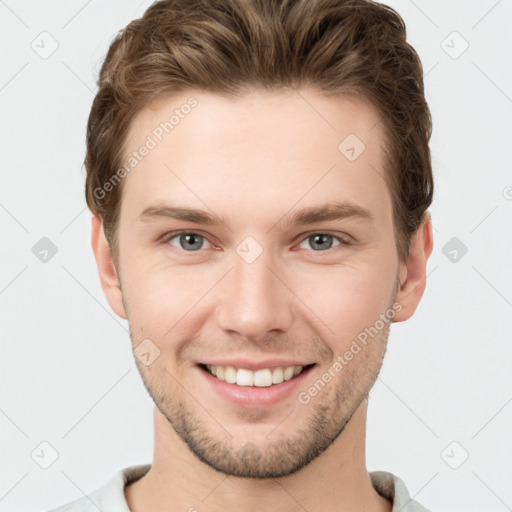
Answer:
[{"left": 197, "top": 365, "right": 315, "bottom": 408}]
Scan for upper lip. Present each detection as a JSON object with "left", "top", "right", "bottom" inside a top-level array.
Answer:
[{"left": 199, "top": 359, "right": 315, "bottom": 371}]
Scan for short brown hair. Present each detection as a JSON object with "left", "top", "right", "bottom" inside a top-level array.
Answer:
[{"left": 85, "top": 0, "right": 433, "bottom": 264}]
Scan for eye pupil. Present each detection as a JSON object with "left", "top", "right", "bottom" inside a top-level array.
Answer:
[
  {"left": 310, "top": 234, "right": 333, "bottom": 251},
  {"left": 180, "top": 233, "right": 203, "bottom": 250}
]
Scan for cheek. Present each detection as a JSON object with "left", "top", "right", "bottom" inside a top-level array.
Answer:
[
  {"left": 292, "top": 261, "right": 397, "bottom": 343},
  {"left": 120, "top": 257, "right": 220, "bottom": 340}
]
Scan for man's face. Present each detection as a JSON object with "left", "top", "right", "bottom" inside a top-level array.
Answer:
[{"left": 110, "top": 88, "right": 405, "bottom": 478}]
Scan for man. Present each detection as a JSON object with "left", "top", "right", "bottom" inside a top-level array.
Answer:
[{"left": 50, "top": 0, "right": 434, "bottom": 510}]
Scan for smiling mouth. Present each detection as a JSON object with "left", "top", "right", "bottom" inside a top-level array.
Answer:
[{"left": 199, "top": 363, "right": 315, "bottom": 387}]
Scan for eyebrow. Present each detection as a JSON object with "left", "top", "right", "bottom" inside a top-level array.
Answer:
[
  {"left": 284, "top": 201, "right": 374, "bottom": 227},
  {"left": 137, "top": 201, "right": 373, "bottom": 227},
  {"left": 138, "top": 205, "right": 220, "bottom": 225}
]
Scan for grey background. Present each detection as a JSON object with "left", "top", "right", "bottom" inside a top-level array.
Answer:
[{"left": 1, "top": 1, "right": 511, "bottom": 511}]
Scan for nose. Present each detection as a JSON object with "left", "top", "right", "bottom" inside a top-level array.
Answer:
[{"left": 215, "top": 248, "right": 295, "bottom": 342}]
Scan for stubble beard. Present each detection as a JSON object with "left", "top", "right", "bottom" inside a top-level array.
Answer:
[{"left": 133, "top": 327, "right": 390, "bottom": 479}]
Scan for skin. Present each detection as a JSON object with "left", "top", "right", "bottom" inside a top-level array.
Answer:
[{"left": 91, "top": 88, "right": 433, "bottom": 512}]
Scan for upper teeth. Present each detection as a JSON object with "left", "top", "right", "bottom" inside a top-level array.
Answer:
[{"left": 206, "top": 365, "right": 303, "bottom": 387}]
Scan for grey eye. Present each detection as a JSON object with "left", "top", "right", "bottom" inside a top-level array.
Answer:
[
  {"left": 299, "top": 234, "right": 341, "bottom": 251},
  {"left": 168, "top": 233, "right": 211, "bottom": 251}
]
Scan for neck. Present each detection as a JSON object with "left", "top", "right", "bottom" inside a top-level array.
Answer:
[{"left": 125, "top": 400, "right": 391, "bottom": 512}]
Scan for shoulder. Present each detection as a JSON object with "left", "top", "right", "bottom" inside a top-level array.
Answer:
[
  {"left": 45, "top": 464, "right": 151, "bottom": 512},
  {"left": 370, "top": 471, "right": 433, "bottom": 512}
]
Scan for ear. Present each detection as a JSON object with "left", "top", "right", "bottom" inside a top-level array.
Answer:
[
  {"left": 393, "top": 212, "right": 434, "bottom": 322},
  {"left": 90, "top": 215, "right": 127, "bottom": 319}
]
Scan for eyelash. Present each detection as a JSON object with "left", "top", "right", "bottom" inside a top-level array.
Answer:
[{"left": 160, "top": 231, "right": 352, "bottom": 254}]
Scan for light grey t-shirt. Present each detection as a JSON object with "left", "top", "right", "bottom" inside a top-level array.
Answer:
[{"left": 47, "top": 464, "right": 431, "bottom": 511}]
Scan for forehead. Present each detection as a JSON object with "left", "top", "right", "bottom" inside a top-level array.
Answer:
[{"left": 120, "top": 88, "right": 391, "bottom": 226}]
